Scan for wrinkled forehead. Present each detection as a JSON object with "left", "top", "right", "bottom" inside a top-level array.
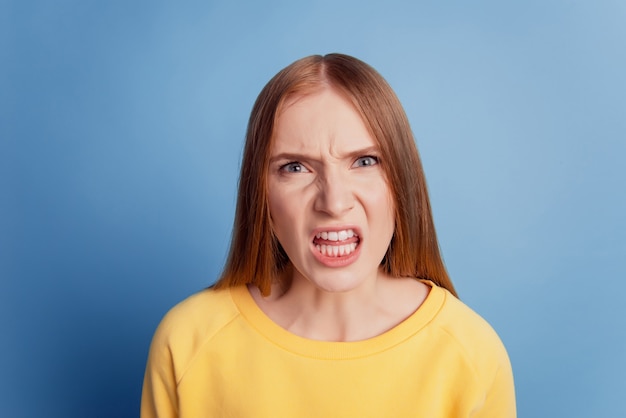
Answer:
[
  {"left": 275, "top": 84, "right": 331, "bottom": 120},
  {"left": 270, "top": 88, "right": 383, "bottom": 164},
  {"left": 272, "top": 85, "right": 374, "bottom": 140}
]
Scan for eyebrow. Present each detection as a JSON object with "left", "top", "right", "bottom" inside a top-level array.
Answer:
[{"left": 269, "top": 146, "right": 381, "bottom": 165}]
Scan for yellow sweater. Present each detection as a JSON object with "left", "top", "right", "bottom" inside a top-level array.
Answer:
[{"left": 141, "top": 282, "right": 516, "bottom": 417}]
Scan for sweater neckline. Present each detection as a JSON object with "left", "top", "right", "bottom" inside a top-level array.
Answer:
[{"left": 229, "top": 280, "right": 447, "bottom": 359}]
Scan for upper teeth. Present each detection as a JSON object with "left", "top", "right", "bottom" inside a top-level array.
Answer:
[{"left": 315, "top": 229, "right": 356, "bottom": 241}]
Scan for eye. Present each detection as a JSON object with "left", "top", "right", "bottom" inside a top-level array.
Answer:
[
  {"left": 352, "top": 156, "right": 379, "bottom": 168},
  {"left": 279, "top": 161, "right": 310, "bottom": 173}
]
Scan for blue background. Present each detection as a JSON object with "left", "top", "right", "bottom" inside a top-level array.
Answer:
[{"left": 2, "top": 0, "right": 625, "bottom": 416}]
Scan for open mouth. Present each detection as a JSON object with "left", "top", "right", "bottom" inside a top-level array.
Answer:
[{"left": 313, "top": 229, "right": 360, "bottom": 258}]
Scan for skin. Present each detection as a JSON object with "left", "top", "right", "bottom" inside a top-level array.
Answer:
[{"left": 250, "top": 87, "right": 429, "bottom": 342}]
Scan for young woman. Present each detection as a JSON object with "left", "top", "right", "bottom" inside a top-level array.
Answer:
[{"left": 141, "top": 53, "right": 516, "bottom": 417}]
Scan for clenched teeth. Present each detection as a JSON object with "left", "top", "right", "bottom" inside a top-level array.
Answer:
[
  {"left": 315, "top": 229, "right": 356, "bottom": 241},
  {"left": 316, "top": 243, "right": 358, "bottom": 257}
]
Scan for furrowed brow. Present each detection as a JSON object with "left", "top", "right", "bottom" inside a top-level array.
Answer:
[
  {"left": 269, "top": 146, "right": 380, "bottom": 165},
  {"left": 341, "top": 146, "right": 380, "bottom": 160},
  {"left": 269, "top": 153, "right": 311, "bottom": 165}
]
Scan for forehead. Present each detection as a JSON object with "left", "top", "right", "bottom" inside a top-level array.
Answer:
[{"left": 271, "top": 88, "right": 376, "bottom": 155}]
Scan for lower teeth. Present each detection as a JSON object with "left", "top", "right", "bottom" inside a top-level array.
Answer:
[{"left": 316, "top": 243, "right": 358, "bottom": 257}]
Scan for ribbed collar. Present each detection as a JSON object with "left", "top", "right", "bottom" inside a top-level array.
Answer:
[{"left": 229, "top": 280, "right": 447, "bottom": 360}]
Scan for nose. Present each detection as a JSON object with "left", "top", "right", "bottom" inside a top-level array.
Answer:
[{"left": 313, "top": 170, "right": 355, "bottom": 217}]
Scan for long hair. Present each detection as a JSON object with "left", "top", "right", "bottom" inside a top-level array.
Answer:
[{"left": 214, "top": 53, "right": 457, "bottom": 297}]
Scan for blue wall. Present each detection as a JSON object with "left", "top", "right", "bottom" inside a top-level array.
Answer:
[{"left": 2, "top": 1, "right": 625, "bottom": 416}]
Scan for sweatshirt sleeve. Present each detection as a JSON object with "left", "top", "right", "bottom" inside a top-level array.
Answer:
[
  {"left": 472, "top": 358, "right": 517, "bottom": 418},
  {"left": 140, "top": 323, "right": 178, "bottom": 418}
]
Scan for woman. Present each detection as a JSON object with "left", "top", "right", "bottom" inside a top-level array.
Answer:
[{"left": 141, "top": 53, "right": 516, "bottom": 417}]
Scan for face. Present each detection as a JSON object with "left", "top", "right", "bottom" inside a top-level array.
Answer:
[{"left": 268, "top": 88, "right": 395, "bottom": 293}]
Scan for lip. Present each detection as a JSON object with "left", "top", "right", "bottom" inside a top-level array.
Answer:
[{"left": 310, "top": 225, "right": 362, "bottom": 268}]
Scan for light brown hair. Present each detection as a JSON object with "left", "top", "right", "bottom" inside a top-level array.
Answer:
[{"left": 214, "top": 53, "right": 457, "bottom": 297}]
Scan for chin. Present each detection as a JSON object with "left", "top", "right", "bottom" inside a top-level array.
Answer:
[{"left": 304, "top": 271, "right": 370, "bottom": 294}]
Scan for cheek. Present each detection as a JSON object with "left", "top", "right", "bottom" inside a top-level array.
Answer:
[
  {"left": 360, "top": 185, "right": 396, "bottom": 261},
  {"left": 268, "top": 189, "right": 297, "bottom": 239},
  {"left": 363, "top": 181, "right": 395, "bottom": 222}
]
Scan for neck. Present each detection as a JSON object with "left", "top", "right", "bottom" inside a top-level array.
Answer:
[
  {"left": 250, "top": 269, "right": 429, "bottom": 342},
  {"left": 282, "top": 278, "right": 380, "bottom": 341}
]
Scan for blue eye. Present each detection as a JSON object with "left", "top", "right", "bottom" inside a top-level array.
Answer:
[
  {"left": 280, "top": 162, "right": 309, "bottom": 173},
  {"left": 353, "top": 156, "right": 379, "bottom": 168}
]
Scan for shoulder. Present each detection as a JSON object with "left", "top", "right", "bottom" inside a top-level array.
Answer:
[
  {"left": 153, "top": 287, "right": 240, "bottom": 344},
  {"left": 430, "top": 287, "right": 517, "bottom": 414},
  {"left": 437, "top": 290, "right": 506, "bottom": 349},
  {"left": 429, "top": 285, "right": 513, "bottom": 383},
  {"left": 159, "top": 286, "right": 238, "bottom": 329},
  {"left": 147, "top": 287, "right": 241, "bottom": 378}
]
